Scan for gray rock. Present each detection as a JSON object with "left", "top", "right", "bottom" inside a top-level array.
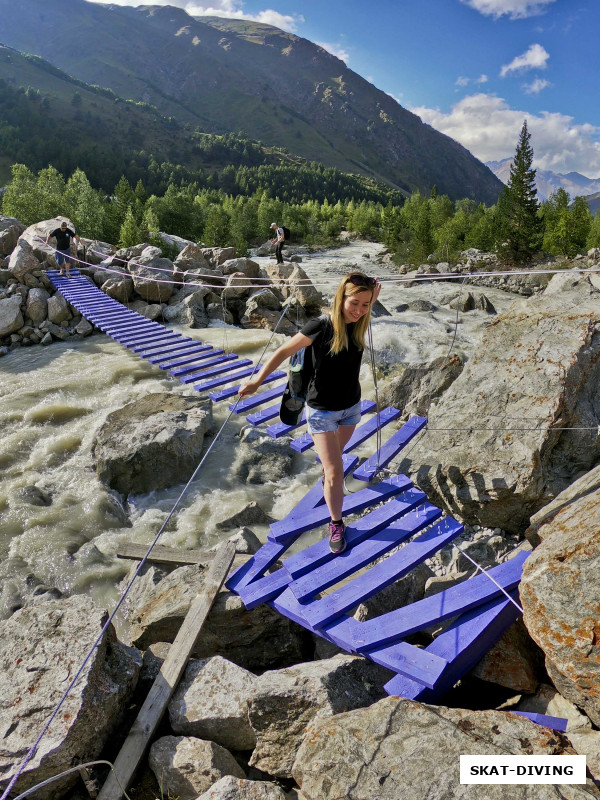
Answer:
[
  {"left": 223, "top": 271, "right": 251, "bottom": 300},
  {"left": 0, "top": 596, "right": 141, "bottom": 800},
  {"left": 7, "top": 239, "right": 39, "bottom": 279},
  {"left": 216, "top": 502, "right": 274, "bottom": 531},
  {"left": 520, "top": 466, "right": 600, "bottom": 726},
  {"left": 41, "top": 332, "right": 52, "bottom": 345},
  {"left": 380, "top": 353, "right": 465, "bottom": 418},
  {"left": 42, "top": 321, "right": 70, "bottom": 341},
  {"left": 0, "top": 295, "right": 24, "bottom": 337},
  {"left": 148, "top": 736, "right": 244, "bottom": 800},
  {"left": 407, "top": 299, "right": 437, "bottom": 312},
  {"left": 292, "top": 697, "right": 594, "bottom": 800},
  {"left": 369, "top": 299, "right": 391, "bottom": 317},
  {"left": 232, "top": 427, "right": 295, "bottom": 484},
  {"left": 102, "top": 275, "right": 134, "bottom": 302},
  {"left": 123, "top": 564, "right": 307, "bottom": 672},
  {"left": 353, "top": 562, "right": 433, "bottom": 621},
  {"left": 93, "top": 393, "right": 213, "bottom": 495},
  {"left": 0, "top": 216, "right": 25, "bottom": 256},
  {"left": 221, "top": 257, "right": 261, "bottom": 278},
  {"left": 208, "top": 528, "right": 262, "bottom": 555},
  {"left": 207, "top": 303, "right": 234, "bottom": 324},
  {"left": 174, "top": 243, "right": 211, "bottom": 272},
  {"left": 249, "top": 656, "right": 390, "bottom": 779},
  {"left": 15, "top": 485, "right": 53, "bottom": 507},
  {"left": 75, "top": 318, "right": 94, "bottom": 336},
  {"left": 169, "top": 656, "right": 258, "bottom": 750},
  {"left": 195, "top": 777, "right": 287, "bottom": 800},
  {"left": 131, "top": 257, "right": 175, "bottom": 302},
  {"left": 26, "top": 287, "right": 50, "bottom": 324},
  {"left": 46, "top": 293, "right": 71, "bottom": 324},
  {"left": 470, "top": 618, "right": 544, "bottom": 693},
  {"left": 405, "top": 286, "right": 600, "bottom": 532}
]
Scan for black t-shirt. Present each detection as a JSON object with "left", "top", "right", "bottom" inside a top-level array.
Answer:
[
  {"left": 51, "top": 228, "right": 76, "bottom": 250},
  {"left": 300, "top": 315, "right": 363, "bottom": 411}
]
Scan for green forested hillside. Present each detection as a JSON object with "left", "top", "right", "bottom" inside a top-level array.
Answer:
[{"left": 0, "top": 0, "right": 503, "bottom": 203}]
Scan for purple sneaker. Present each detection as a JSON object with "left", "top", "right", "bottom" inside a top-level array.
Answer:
[{"left": 328, "top": 521, "right": 346, "bottom": 554}]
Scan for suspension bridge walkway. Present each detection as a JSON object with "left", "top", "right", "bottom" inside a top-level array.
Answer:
[{"left": 47, "top": 269, "right": 563, "bottom": 725}]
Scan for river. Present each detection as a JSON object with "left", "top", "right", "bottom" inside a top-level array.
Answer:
[{"left": 0, "top": 240, "right": 520, "bottom": 621}]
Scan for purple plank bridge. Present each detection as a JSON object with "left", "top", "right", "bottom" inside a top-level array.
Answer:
[{"left": 49, "top": 270, "right": 566, "bottom": 730}]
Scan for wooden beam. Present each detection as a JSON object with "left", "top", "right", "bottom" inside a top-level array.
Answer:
[
  {"left": 115, "top": 543, "right": 212, "bottom": 567},
  {"left": 97, "top": 540, "right": 236, "bottom": 800}
]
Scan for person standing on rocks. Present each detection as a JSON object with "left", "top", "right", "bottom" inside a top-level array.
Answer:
[
  {"left": 45, "top": 221, "right": 81, "bottom": 278},
  {"left": 270, "top": 222, "right": 285, "bottom": 265},
  {"left": 239, "top": 272, "right": 380, "bottom": 555}
]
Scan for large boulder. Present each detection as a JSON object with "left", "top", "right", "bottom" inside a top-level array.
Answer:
[
  {"left": 0, "top": 295, "right": 24, "bottom": 337},
  {"left": 102, "top": 275, "right": 134, "bottom": 302},
  {"left": 169, "top": 656, "right": 258, "bottom": 751},
  {"left": 7, "top": 239, "right": 40, "bottom": 280},
  {"left": 92, "top": 393, "right": 212, "bottom": 495},
  {"left": 25, "top": 287, "right": 50, "bottom": 324},
  {"left": 0, "top": 215, "right": 25, "bottom": 256},
  {"left": 46, "top": 293, "right": 71, "bottom": 324},
  {"left": 292, "top": 697, "right": 596, "bottom": 800},
  {"left": 122, "top": 563, "right": 307, "bottom": 671},
  {"left": 174, "top": 243, "right": 211, "bottom": 272},
  {"left": 130, "top": 256, "right": 175, "bottom": 302},
  {"left": 380, "top": 354, "right": 465, "bottom": 418},
  {"left": 195, "top": 777, "right": 287, "bottom": 800},
  {"left": 148, "top": 736, "right": 244, "bottom": 800},
  {"left": 0, "top": 596, "right": 141, "bottom": 800},
  {"left": 402, "top": 280, "right": 600, "bottom": 532},
  {"left": 520, "top": 465, "right": 600, "bottom": 726},
  {"left": 248, "top": 655, "right": 390, "bottom": 779}
]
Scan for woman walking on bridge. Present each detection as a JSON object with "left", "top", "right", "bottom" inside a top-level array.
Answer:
[{"left": 240, "top": 272, "right": 380, "bottom": 554}]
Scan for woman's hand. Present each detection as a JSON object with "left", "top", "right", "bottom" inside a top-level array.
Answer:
[
  {"left": 239, "top": 378, "right": 261, "bottom": 397},
  {"left": 373, "top": 278, "right": 382, "bottom": 303}
]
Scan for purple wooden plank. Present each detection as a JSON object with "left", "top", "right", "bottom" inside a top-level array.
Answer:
[
  {"left": 137, "top": 338, "right": 193, "bottom": 357},
  {"left": 269, "top": 474, "right": 413, "bottom": 544},
  {"left": 353, "top": 415, "right": 428, "bottom": 482},
  {"left": 131, "top": 334, "right": 180, "bottom": 350},
  {"left": 172, "top": 353, "right": 235, "bottom": 379},
  {"left": 510, "top": 712, "right": 568, "bottom": 732},
  {"left": 176, "top": 353, "right": 237, "bottom": 383},
  {"left": 124, "top": 332, "right": 177, "bottom": 347},
  {"left": 194, "top": 366, "right": 259, "bottom": 393},
  {"left": 237, "top": 568, "right": 291, "bottom": 609},
  {"left": 232, "top": 383, "right": 287, "bottom": 414},
  {"left": 290, "top": 406, "right": 402, "bottom": 454},
  {"left": 85, "top": 308, "right": 135, "bottom": 319},
  {"left": 137, "top": 340, "right": 191, "bottom": 358},
  {"left": 153, "top": 345, "right": 214, "bottom": 366},
  {"left": 183, "top": 357, "right": 252, "bottom": 384},
  {"left": 288, "top": 489, "right": 428, "bottom": 601},
  {"left": 270, "top": 587, "right": 322, "bottom": 631},
  {"left": 354, "top": 550, "right": 527, "bottom": 652},
  {"left": 369, "top": 642, "right": 449, "bottom": 690},
  {"left": 246, "top": 403, "right": 281, "bottom": 426},
  {"left": 383, "top": 591, "right": 521, "bottom": 700},
  {"left": 266, "top": 399, "right": 376, "bottom": 439},
  {"left": 300, "top": 508, "right": 453, "bottom": 629},
  {"left": 208, "top": 370, "right": 286, "bottom": 402},
  {"left": 286, "top": 454, "right": 359, "bottom": 517},
  {"left": 111, "top": 324, "right": 164, "bottom": 339},
  {"left": 226, "top": 541, "right": 288, "bottom": 593}
]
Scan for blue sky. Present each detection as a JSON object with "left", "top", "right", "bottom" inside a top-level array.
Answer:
[{"left": 86, "top": 0, "right": 600, "bottom": 177}]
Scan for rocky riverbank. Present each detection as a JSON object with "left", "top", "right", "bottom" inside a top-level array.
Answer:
[{"left": 1, "top": 216, "right": 600, "bottom": 798}]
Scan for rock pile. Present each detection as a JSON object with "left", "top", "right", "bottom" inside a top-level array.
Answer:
[{"left": 0, "top": 216, "right": 323, "bottom": 356}]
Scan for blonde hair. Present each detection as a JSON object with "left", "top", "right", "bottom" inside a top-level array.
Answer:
[{"left": 329, "top": 273, "right": 375, "bottom": 355}]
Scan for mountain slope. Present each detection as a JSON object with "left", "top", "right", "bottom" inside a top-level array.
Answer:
[
  {"left": 0, "top": 0, "right": 503, "bottom": 204},
  {"left": 487, "top": 158, "right": 600, "bottom": 203}
]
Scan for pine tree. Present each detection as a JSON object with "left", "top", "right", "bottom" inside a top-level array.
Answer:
[{"left": 497, "top": 121, "right": 542, "bottom": 264}]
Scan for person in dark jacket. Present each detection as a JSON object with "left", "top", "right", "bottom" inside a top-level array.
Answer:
[
  {"left": 45, "top": 222, "right": 81, "bottom": 278},
  {"left": 239, "top": 272, "right": 380, "bottom": 554}
]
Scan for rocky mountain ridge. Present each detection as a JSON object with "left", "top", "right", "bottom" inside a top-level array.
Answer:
[
  {"left": 0, "top": 0, "right": 503, "bottom": 203},
  {"left": 487, "top": 156, "right": 600, "bottom": 203}
]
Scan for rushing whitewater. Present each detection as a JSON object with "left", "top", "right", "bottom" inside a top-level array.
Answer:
[{"left": 0, "top": 240, "right": 518, "bottom": 621}]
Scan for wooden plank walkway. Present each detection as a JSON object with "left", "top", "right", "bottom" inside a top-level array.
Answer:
[{"left": 50, "top": 272, "right": 546, "bottom": 716}]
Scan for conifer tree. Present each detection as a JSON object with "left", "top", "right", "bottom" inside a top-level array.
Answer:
[{"left": 497, "top": 121, "right": 542, "bottom": 263}]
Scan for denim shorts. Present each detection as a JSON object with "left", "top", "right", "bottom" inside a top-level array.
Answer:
[
  {"left": 306, "top": 400, "right": 362, "bottom": 434},
  {"left": 56, "top": 248, "right": 71, "bottom": 265}
]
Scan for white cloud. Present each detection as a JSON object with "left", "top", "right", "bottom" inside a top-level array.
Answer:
[
  {"left": 523, "top": 77, "right": 551, "bottom": 94},
  {"left": 315, "top": 41, "right": 350, "bottom": 63},
  {"left": 410, "top": 92, "right": 600, "bottom": 176},
  {"left": 455, "top": 74, "right": 489, "bottom": 87},
  {"left": 460, "top": 0, "right": 556, "bottom": 20},
  {"left": 500, "top": 43, "right": 549, "bottom": 77},
  {"left": 85, "top": 0, "right": 301, "bottom": 32}
]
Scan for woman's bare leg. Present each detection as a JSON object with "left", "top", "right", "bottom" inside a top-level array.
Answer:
[{"left": 312, "top": 424, "right": 357, "bottom": 521}]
